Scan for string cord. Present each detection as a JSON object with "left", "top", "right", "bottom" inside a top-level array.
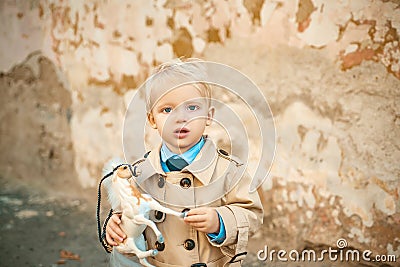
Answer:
[
  {"left": 96, "top": 164, "right": 125, "bottom": 243},
  {"left": 96, "top": 172, "right": 112, "bottom": 243},
  {"left": 96, "top": 162, "right": 141, "bottom": 252}
]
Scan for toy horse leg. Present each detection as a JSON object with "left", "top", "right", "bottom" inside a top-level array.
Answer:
[
  {"left": 139, "top": 257, "right": 156, "bottom": 267},
  {"left": 148, "top": 199, "right": 185, "bottom": 218},
  {"left": 133, "top": 214, "right": 164, "bottom": 243},
  {"left": 120, "top": 236, "right": 158, "bottom": 259}
]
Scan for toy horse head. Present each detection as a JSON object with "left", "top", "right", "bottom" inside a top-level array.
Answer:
[
  {"left": 109, "top": 164, "right": 137, "bottom": 199},
  {"left": 102, "top": 159, "right": 135, "bottom": 210},
  {"left": 112, "top": 164, "right": 133, "bottom": 181},
  {"left": 107, "top": 163, "right": 150, "bottom": 208}
]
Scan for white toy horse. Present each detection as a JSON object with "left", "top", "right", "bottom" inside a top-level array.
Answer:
[{"left": 98, "top": 160, "right": 184, "bottom": 267}]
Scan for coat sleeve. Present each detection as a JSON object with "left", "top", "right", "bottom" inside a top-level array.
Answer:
[{"left": 207, "top": 162, "right": 264, "bottom": 261}]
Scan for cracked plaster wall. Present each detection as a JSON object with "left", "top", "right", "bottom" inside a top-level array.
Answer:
[{"left": 0, "top": 0, "right": 399, "bottom": 260}]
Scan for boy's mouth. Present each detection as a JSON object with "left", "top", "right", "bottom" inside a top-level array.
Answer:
[{"left": 174, "top": 127, "right": 190, "bottom": 139}]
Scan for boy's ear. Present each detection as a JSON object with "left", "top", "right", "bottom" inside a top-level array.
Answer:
[
  {"left": 147, "top": 112, "right": 157, "bottom": 129},
  {"left": 206, "top": 106, "right": 215, "bottom": 126}
]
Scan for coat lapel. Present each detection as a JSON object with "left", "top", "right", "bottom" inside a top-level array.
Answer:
[{"left": 184, "top": 138, "right": 218, "bottom": 186}]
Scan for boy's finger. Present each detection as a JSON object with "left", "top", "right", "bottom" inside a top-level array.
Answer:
[
  {"left": 184, "top": 214, "right": 207, "bottom": 223},
  {"left": 106, "top": 232, "right": 118, "bottom": 246},
  {"left": 186, "top": 221, "right": 207, "bottom": 229},
  {"left": 110, "top": 229, "right": 125, "bottom": 242},
  {"left": 111, "top": 215, "right": 121, "bottom": 224},
  {"left": 186, "top": 207, "right": 207, "bottom": 216},
  {"left": 109, "top": 224, "right": 127, "bottom": 240},
  {"left": 115, "top": 228, "right": 127, "bottom": 240}
]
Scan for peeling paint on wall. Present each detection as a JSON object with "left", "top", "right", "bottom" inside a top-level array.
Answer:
[{"left": 204, "top": 39, "right": 399, "bottom": 260}]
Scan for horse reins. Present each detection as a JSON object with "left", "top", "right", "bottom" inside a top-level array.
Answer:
[{"left": 96, "top": 164, "right": 125, "bottom": 247}]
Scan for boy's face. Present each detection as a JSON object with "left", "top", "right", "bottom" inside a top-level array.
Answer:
[{"left": 147, "top": 84, "right": 214, "bottom": 154}]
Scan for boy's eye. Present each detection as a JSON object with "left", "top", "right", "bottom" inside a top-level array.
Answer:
[
  {"left": 187, "top": 105, "right": 199, "bottom": 111},
  {"left": 162, "top": 107, "right": 172, "bottom": 113}
]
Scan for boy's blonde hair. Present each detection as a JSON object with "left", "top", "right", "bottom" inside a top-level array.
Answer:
[{"left": 145, "top": 58, "right": 212, "bottom": 112}]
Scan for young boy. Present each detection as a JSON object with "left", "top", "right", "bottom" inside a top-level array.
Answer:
[{"left": 102, "top": 59, "right": 263, "bottom": 266}]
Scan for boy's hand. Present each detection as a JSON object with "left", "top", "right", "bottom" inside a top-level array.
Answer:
[
  {"left": 105, "top": 214, "right": 127, "bottom": 246},
  {"left": 183, "top": 207, "right": 220, "bottom": 234}
]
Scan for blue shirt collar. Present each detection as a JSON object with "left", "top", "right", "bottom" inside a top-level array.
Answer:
[{"left": 160, "top": 137, "right": 205, "bottom": 164}]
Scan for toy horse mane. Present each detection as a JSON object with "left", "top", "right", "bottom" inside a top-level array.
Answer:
[{"left": 102, "top": 157, "right": 124, "bottom": 209}]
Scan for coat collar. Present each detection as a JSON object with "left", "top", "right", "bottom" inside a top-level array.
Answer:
[{"left": 137, "top": 137, "right": 218, "bottom": 186}]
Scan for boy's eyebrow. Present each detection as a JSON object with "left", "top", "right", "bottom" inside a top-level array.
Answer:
[
  {"left": 156, "top": 99, "right": 206, "bottom": 107},
  {"left": 184, "top": 99, "right": 206, "bottom": 104}
]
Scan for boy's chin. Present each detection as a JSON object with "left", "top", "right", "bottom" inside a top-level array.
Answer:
[{"left": 167, "top": 141, "right": 192, "bottom": 153}]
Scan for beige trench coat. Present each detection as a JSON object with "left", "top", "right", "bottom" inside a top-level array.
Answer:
[{"left": 126, "top": 138, "right": 263, "bottom": 267}]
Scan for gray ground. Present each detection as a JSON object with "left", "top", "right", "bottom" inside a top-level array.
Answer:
[{"left": 0, "top": 178, "right": 108, "bottom": 267}]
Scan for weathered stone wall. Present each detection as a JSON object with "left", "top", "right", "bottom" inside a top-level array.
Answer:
[
  {"left": 0, "top": 52, "right": 76, "bottom": 195},
  {"left": 1, "top": 0, "right": 399, "bottom": 263}
]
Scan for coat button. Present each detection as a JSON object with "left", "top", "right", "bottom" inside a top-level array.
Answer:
[
  {"left": 154, "top": 211, "right": 164, "bottom": 220},
  {"left": 180, "top": 178, "right": 191, "bottom": 188},
  {"left": 158, "top": 176, "right": 165, "bottom": 188},
  {"left": 184, "top": 239, "right": 195, "bottom": 250},
  {"left": 155, "top": 241, "right": 165, "bottom": 251}
]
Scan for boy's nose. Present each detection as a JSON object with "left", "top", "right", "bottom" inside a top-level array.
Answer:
[
  {"left": 176, "top": 114, "right": 187, "bottom": 123},
  {"left": 174, "top": 108, "right": 188, "bottom": 122}
]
